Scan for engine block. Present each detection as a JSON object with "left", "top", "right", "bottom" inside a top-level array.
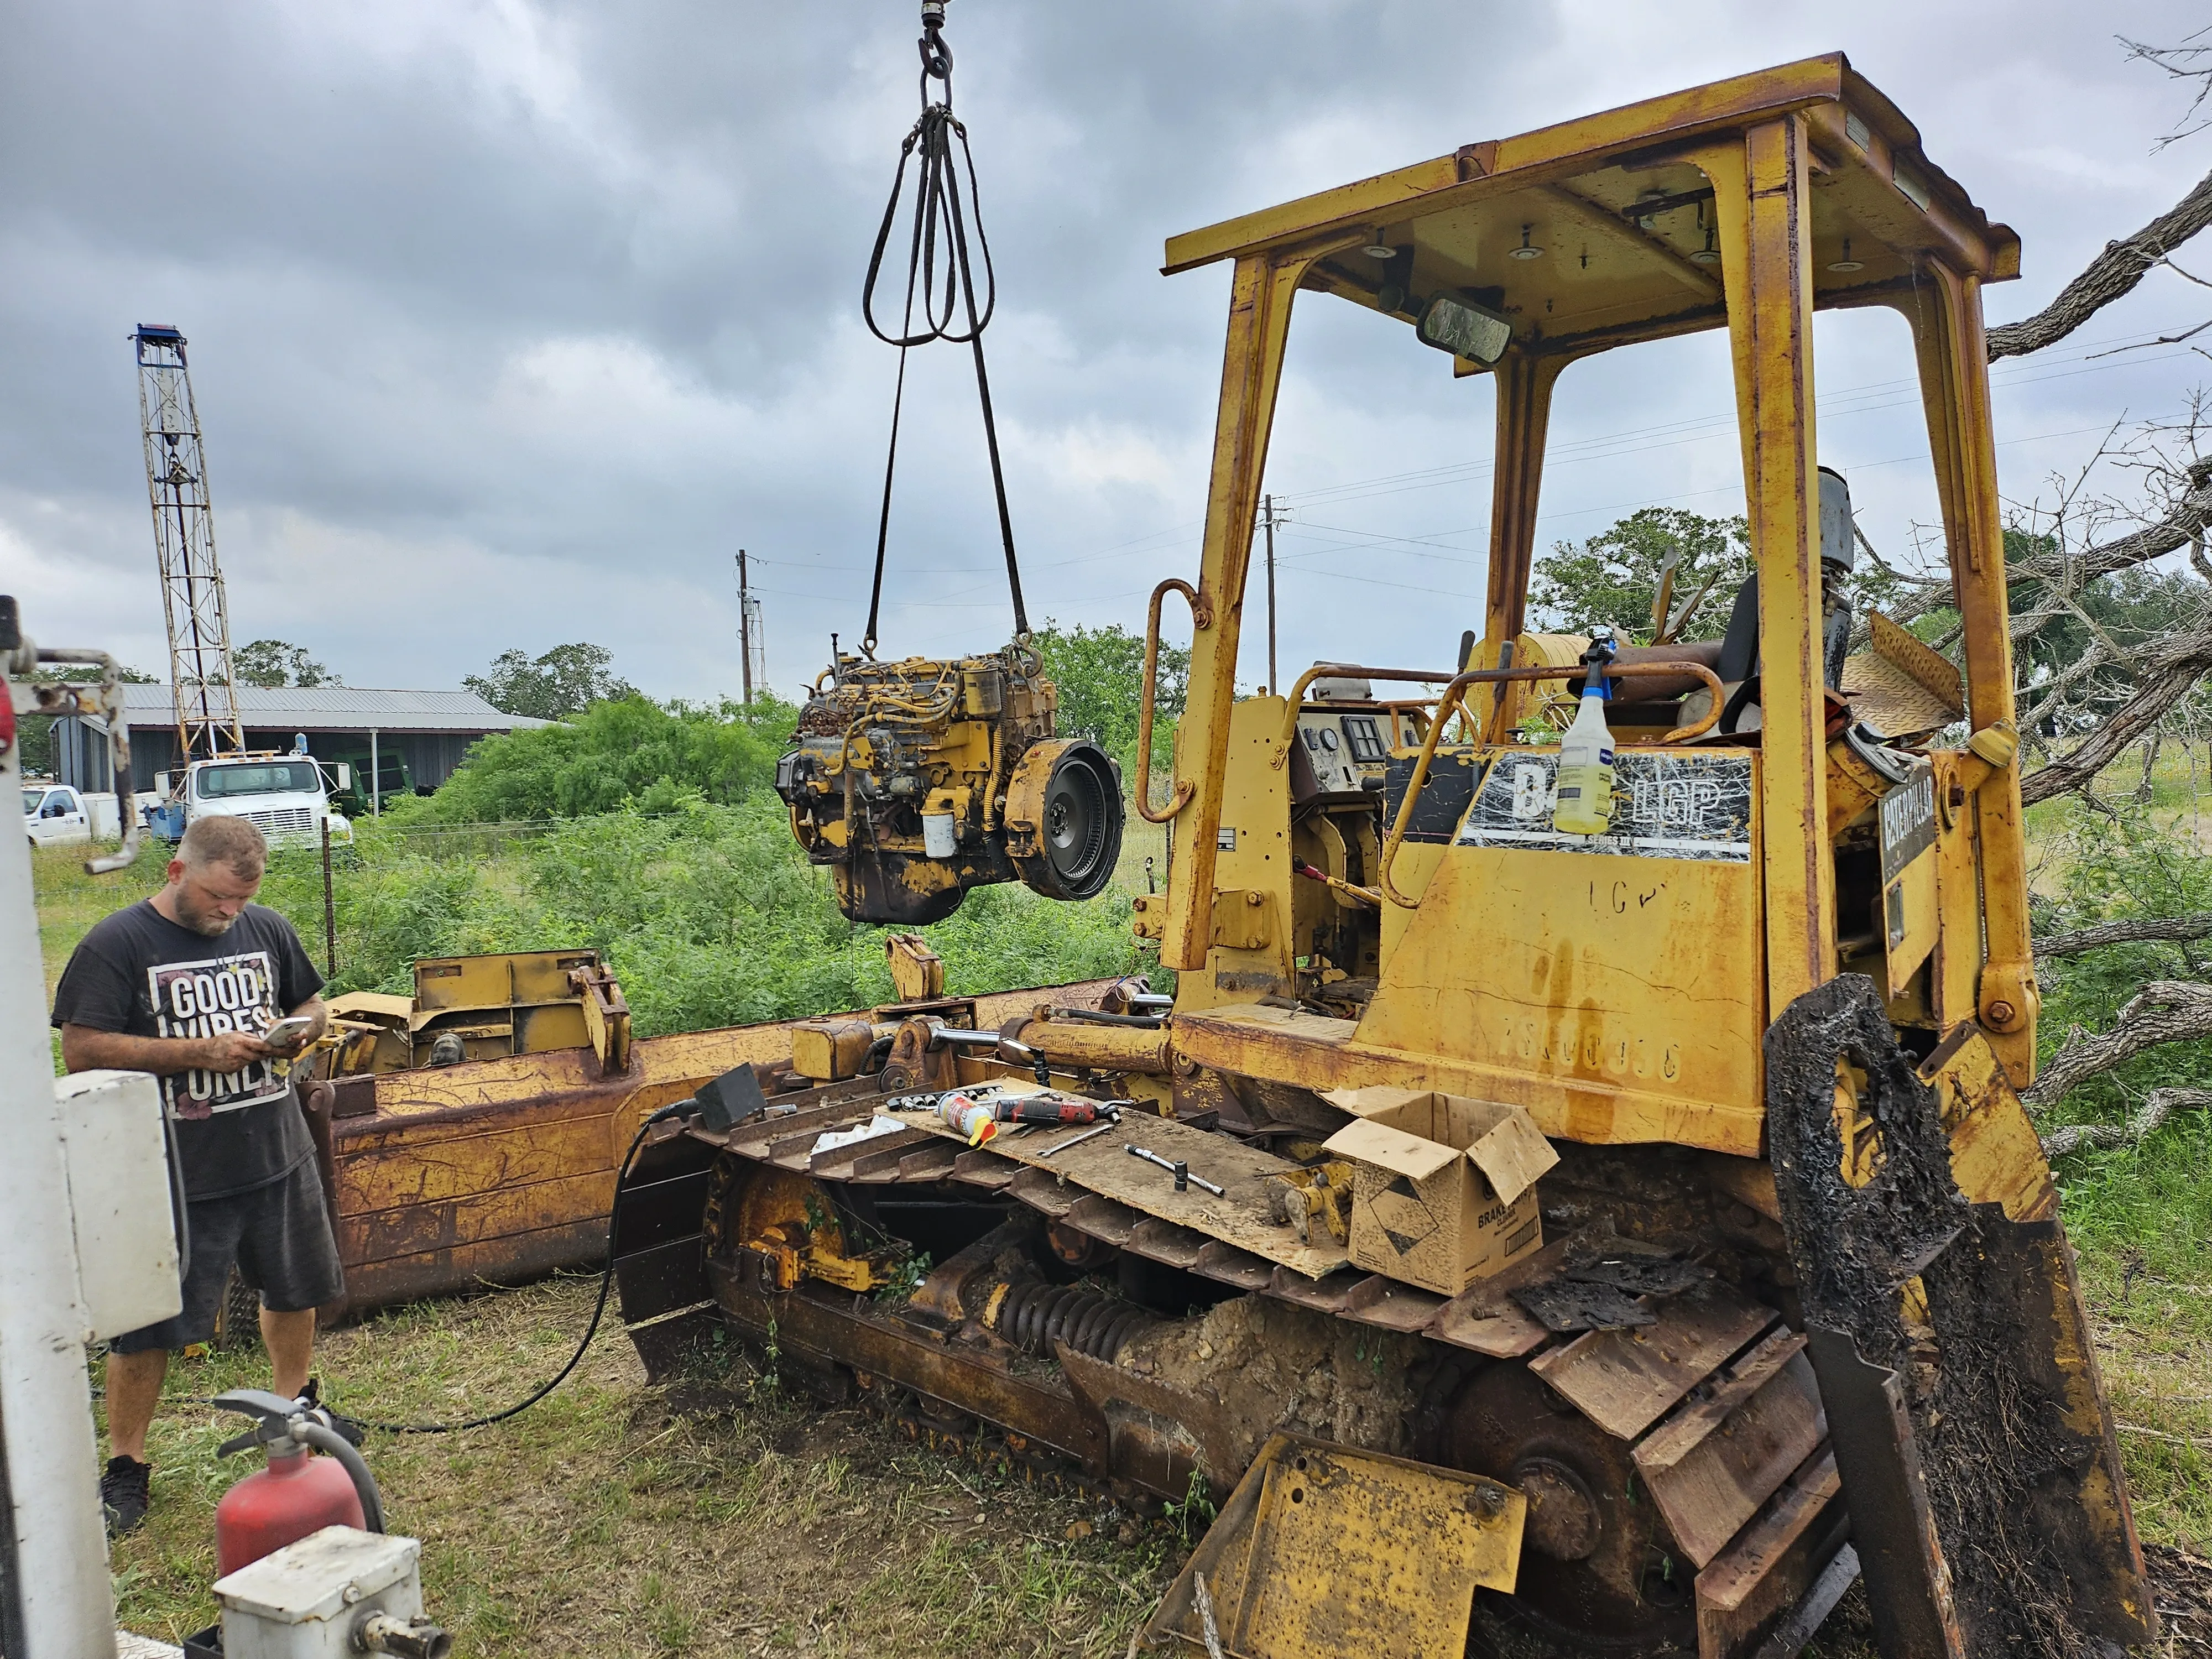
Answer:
[{"left": 775, "top": 644, "right": 1124, "bottom": 924}]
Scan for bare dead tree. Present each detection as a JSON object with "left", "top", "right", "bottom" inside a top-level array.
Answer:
[
  {"left": 2121, "top": 30, "right": 2212, "bottom": 149},
  {"left": 2019, "top": 604, "right": 2212, "bottom": 805},
  {"left": 2038, "top": 1087, "right": 2212, "bottom": 1155},
  {"left": 1986, "top": 170, "right": 2212, "bottom": 361},
  {"left": 2023, "top": 980, "right": 2212, "bottom": 1106},
  {"left": 1986, "top": 32, "right": 2212, "bottom": 362},
  {"left": 2035, "top": 912, "right": 2212, "bottom": 959}
]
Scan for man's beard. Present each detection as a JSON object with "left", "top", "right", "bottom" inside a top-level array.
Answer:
[{"left": 173, "top": 893, "right": 239, "bottom": 937}]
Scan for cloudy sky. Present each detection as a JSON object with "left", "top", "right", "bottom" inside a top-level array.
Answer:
[{"left": 4, "top": 1, "right": 2210, "bottom": 704}]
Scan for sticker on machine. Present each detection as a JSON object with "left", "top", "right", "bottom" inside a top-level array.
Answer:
[{"left": 1455, "top": 750, "right": 1752, "bottom": 863}]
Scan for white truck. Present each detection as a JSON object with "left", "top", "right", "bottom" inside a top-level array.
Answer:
[
  {"left": 148, "top": 754, "right": 353, "bottom": 848},
  {"left": 23, "top": 781, "right": 121, "bottom": 847}
]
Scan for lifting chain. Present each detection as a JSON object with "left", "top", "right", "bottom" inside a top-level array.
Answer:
[{"left": 860, "top": 0, "right": 1027, "bottom": 656}]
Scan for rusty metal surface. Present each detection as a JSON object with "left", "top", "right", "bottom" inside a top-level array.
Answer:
[
  {"left": 324, "top": 977, "right": 1121, "bottom": 1313},
  {"left": 706, "top": 1253, "right": 1109, "bottom": 1475},
  {"left": 1693, "top": 1451, "right": 1851, "bottom": 1659},
  {"left": 1528, "top": 1285, "right": 1774, "bottom": 1441},
  {"left": 890, "top": 1102, "right": 1349, "bottom": 1278},
  {"left": 1631, "top": 1330, "right": 1827, "bottom": 1569},
  {"left": 1444, "top": 1360, "right": 1694, "bottom": 1653},
  {"left": 1142, "top": 1434, "right": 1522, "bottom": 1658},
  {"left": 1766, "top": 975, "right": 2156, "bottom": 1657}
]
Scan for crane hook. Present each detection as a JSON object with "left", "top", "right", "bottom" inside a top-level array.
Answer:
[{"left": 919, "top": 2, "right": 953, "bottom": 89}]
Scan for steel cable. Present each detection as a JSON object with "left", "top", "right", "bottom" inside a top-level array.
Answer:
[{"left": 859, "top": 2, "right": 1026, "bottom": 655}]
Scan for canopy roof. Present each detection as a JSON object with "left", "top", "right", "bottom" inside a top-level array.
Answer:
[{"left": 1165, "top": 54, "right": 2016, "bottom": 363}]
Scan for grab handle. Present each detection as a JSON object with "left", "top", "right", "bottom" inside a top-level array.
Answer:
[{"left": 1135, "top": 578, "right": 1210, "bottom": 824}]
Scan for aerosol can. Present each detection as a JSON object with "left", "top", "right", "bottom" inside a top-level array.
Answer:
[
  {"left": 211, "top": 1389, "right": 385, "bottom": 1577},
  {"left": 1552, "top": 630, "right": 1619, "bottom": 837}
]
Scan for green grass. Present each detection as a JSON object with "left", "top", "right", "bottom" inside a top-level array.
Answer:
[
  {"left": 44, "top": 753, "right": 2212, "bottom": 1636},
  {"left": 43, "top": 792, "right": 1164, "bottom": 1054},
  {"left": 104, "top": 1279, "right": 1175, "bottom": 1656}
]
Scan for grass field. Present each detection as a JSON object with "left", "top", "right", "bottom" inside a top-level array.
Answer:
[
  {"left": 102, "top": 1280, "right": 1181, "bottom": 1657},
  {"left": 33, "top": 756, "right": 2210, "bottom": 1651}
]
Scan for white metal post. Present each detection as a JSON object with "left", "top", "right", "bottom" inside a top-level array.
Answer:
[
  {"left": 0, "top": 698, "right": 118, "bottom": 1655},
  {"left": 369, "top": 728, "right": 379, "bottom": 816}
]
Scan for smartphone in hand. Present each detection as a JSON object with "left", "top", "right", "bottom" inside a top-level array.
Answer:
[{"left": 259, "top": 1013, "right": 319, "bottom": 1051}]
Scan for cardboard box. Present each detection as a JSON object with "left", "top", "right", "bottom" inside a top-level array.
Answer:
[{"left": 1320, "top": 1087, "right": 1558, "bottom": 1296}]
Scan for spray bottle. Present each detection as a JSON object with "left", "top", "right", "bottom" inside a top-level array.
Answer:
[{"left": 1552, "top": 629, "right": 1619, "bottom": 837}]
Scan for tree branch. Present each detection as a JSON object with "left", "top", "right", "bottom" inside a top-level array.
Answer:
[
  {"left": 2020, "top": 615, "right": 2212, "bottom": 803},
  {"left": 2036, "top": 912, "right": 2212, "bottom": 959},
  {"left": 1987, "top": 167, "right": 2212, "bottom": 359},
  {"left": 2022, "top": 980, "right": 2212, "bottom": 1107},
  {"left": 2041, "top": 1087, "right": 2212, "bottom": 1155},
  {"left": 2006, "top": 456, "right": 2212, "bottom": 587}
]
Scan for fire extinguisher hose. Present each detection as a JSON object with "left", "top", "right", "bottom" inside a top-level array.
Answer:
[{"left": 296, "top": 1418, "right": 386, "bottom": 1532}]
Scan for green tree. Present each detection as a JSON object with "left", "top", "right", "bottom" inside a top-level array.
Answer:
[
  {"left": 1530, "top": 504, "right": 1912, "bottom": 646},
  {"left": 464, "top": 643, "right": 639, "bottom": 720},
  {"left": 395, "top": 694, "right": 797, "bottom": 823},
  {"left": 1032, "top": 620, "right": 1187, "bottom": 775},
  {"left": 234, "top": 639, "right": 340, "bottom": 688},
  {"left": 1528, "top": 508, "right": 1754, "bottom": 642}
]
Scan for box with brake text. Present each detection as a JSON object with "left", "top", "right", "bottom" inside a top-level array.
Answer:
[{"left": 1319, "top": 1086, "right": 1557, "bottom": 1296}]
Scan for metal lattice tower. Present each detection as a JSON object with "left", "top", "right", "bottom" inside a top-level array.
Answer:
[{"left": 134, "top": 324, "right": 244, "bottom": 761}]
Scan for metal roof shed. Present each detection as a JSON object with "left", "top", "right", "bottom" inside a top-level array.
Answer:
[{"left": 51, "top": 685, "right": 548, "bottom": 800}]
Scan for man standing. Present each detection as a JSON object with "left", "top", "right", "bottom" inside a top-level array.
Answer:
[{"left": 52, "top": 814, "right": 340, "bottom": 1537}]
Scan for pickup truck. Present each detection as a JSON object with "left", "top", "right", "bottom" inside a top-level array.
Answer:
[
  {"left": 27, "top": 781, "right": 89, "bottom": 846},
  {"left": 147, "top": 755, "right": 353, "bottom": 848}
]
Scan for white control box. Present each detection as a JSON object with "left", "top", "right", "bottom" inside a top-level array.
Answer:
[
  {"left": 217, "top": 1528, "right": 430, "bottom": 1659},
  {"left": 54, "top": 1068, "right": 181, "bottom": 1342}
]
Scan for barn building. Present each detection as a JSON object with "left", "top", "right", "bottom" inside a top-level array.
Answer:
[{"left": 51, "top": 685, "right": 545, "bottom": 806}]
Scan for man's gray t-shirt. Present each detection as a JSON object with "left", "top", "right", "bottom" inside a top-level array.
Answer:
[{"left": 52, "top": 899, "right": 324, "bottom": 1200}]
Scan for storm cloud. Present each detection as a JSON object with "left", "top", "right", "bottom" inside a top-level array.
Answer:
[{"left": 4, "top": 1, "right": 2209, "bottom": 700}]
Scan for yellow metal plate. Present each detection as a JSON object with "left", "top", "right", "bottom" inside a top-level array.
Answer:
[
  {"left": 1147, "top": 1434, "right": 1522, "bottom": 1658},
  {"left": 1357, "top": 840, "right": 1766, "bottom": 1151}
]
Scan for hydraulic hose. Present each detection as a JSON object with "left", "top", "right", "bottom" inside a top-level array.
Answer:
[
  {"left": 335, "top": 1101, "right": 692, "bottom": 1436},
  {"left": 296, "top": 1421, "right": 386, "bottom": 1534}
]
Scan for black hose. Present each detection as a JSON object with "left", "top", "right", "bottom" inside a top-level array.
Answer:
[
  {"left": 334, "top": 1102, "right": 693, "bottom": 1435},
  {"left": 297, "top": 1420, "right": 385, "bottom": 1532}
]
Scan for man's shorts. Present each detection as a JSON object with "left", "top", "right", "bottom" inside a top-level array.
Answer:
[{"left": 110, "top": 1161, "right": 345, "bottom": 1355}]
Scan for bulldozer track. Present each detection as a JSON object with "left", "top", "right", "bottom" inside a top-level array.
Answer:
[{"left": 650, "top": 1102, "right": 1850, "bottom": 1657}]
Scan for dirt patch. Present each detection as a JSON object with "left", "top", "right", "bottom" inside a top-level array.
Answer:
[
  {"left": 2148, "top": 1543, "right": 2212, "bottom": 1650},
  {"left": 1119, "top": 1294, "right": 1422, "bottom": 1477}
]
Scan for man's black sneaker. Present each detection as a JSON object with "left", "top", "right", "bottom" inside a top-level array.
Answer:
[
  {"left": 101, "top": 1455, "right": 150, "bottom": 1538},
  {"left": 299, "top": 1378, "right": 365, "bottom": 1447}
]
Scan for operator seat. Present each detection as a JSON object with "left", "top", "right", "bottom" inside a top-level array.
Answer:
[{"left": 1594, "top": 466, "right": 1858, "bottom": 734}]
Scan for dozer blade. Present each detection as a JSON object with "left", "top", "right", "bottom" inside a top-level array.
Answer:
[
  {"left": 1141, "top": 1434, "right": 1523, "bottom": 1658},
  {"left": 1764, "top": 976, "right": 2155, "bottom": 1658}
]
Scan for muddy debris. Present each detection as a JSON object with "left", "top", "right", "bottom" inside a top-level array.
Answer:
[{"left": 1118, "top": 1294, "right": 1421, "bottom": 1477}]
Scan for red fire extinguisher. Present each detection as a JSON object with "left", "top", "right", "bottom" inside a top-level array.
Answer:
[{"left": 211, "top": 1389, "right": 386, "bottom": 1577}]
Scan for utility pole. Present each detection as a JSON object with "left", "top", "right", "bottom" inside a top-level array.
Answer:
[
  {"left": 1260, "top": 494, "right": 1281, "bottom": 696},
  {"left": 737, "top": 550, "right": 752, "bottom": 705}
]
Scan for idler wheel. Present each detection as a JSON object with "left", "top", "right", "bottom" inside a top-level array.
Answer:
[
  {"left": 1514, "top": 1458, "right": 1603, "bottom": 1562},
  {"left": 1441, "top": 1363, "right": 1694, "bottom": 1654}
]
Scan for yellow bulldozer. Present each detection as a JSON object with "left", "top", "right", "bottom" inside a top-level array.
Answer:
[{"left": 617, "top": 54, "right": 2156, "bottom": 1658}]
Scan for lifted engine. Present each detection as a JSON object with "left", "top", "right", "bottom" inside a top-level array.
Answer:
[{"left": 775, "top": 644, "right": 1125, "bottom": 924}]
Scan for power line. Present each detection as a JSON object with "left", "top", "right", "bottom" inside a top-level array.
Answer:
[{"left": 751, "top": 321, "right": 2198, "bottom": 616}]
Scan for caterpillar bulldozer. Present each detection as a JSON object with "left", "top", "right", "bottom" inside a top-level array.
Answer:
[{"left": 615, "top": 54, "right": 2158, "bottom": 1658}]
